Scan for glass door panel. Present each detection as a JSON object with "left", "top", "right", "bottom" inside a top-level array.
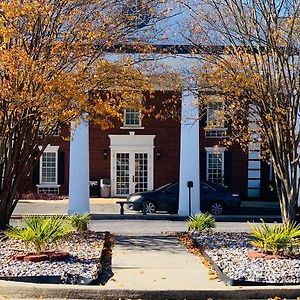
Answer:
[
  {"left": 134, "top": 153, "right": 148, "bottom": 193},
  {"left": 115, "top": 153, "right": 130, "bottom": 195}
]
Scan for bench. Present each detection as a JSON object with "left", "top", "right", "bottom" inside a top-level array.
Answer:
[{"left": 116, "top": 201, "right": 147, "bottom": 215}]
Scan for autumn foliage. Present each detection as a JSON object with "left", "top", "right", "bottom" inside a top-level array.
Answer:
[
  {"left": 0, "top": 0, "right": 166, "bottom": 228},
  {"left": 187, "top": 0, "right": 300, "bottom": 222}
]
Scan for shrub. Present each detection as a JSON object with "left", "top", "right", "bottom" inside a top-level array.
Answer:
[
  {"left": 249, "top": 221, "right": 300, "bottom": 255},
  {"left": 69, "top": 213, "right": 91, "bottom": 232},
  {"left": 5, "top": 216, "right": 72, "bottom": 254},
  {"left": 19, "top": 192, "right": 64, "bottom": 200},
  {"left": 187, "top": 213, "right": 215, "bottom": 232}
]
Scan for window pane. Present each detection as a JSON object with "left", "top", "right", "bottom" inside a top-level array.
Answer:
[
  {"left": 207, "top": 152, "right": 223, "bottom": 184},
  {"left": 41, "top": 152, "right": 57, "bottom": 184},
  {"left": 124, "top": 109, "right": 141, "bottom": 127},
  {"left": 207, "top": 102, "right": 224, "bottom": 128}
]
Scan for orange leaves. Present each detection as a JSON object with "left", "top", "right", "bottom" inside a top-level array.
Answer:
[{"left": 0, "top": 0, "right": 164, "bottom": 134}]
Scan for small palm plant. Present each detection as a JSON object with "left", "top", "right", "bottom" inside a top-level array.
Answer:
[
  {"left": 249, "top": 221, "right": 300, "bottom": 255},
  {"left": 5, "top": 216, "right": 72, "bottom": 254},
  {"left": 69, "top": 213, "right": 91, "bottom": 232},
  {"left": 187, "top": 213, "right": 215, "bottom": 232}
]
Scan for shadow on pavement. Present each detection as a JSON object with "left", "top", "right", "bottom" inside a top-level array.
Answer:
[{"left": 114, "top": 235, "right": 182, "bottom": 253}]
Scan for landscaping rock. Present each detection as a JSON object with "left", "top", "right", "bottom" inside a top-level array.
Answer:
[
  {"left": 192, "top": 232, "right": 300, "bottom": 284},
  {"left": 0, "top": 231, "right": 105, "bottom": 281}
]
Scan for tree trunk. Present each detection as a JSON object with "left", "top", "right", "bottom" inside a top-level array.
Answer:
[
  {"left": 276, "top": 172, "right": 298, "bottom": 224},
  {"left": 0, "top": 205, "right": 12, "bottom": 230}
]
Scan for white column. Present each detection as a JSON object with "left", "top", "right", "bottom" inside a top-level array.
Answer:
[
  {"left": 178, "top": 89, "right": 200, "bottom": 216},
  {"left": 68, "top": 117, "right": 90, "bottom": 215}
]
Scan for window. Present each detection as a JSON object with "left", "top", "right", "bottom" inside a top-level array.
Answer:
[
  {"left": 36, "top": 145, "right": 60, "bottom": 194},
  {"left": 41, "top": 152, "right": 57, "bottom": 184},
  {"left": 38, "top": 123, "right": 60, "bottom": 137},
  {"left": 207, "top": 102, "right": 224, "bottom": 127},
  {"left": 205, "top": 100, "right": 227, "bottom": 138},
  {"left": 124, "top": 109, "right": 141, "bottom": 127},
  {"left": 206, "top": 148, "right": 225, "bottom": 184},
  {"left": 38, "top": 186, "right": 59, "bottom": 194},
  {"left": 205, "top": 128, "right": 227, "bottom": 138}
]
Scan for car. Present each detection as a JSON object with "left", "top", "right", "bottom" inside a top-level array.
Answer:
[{"left": 126, "top": 182, "right": 241, "bottom": 215}]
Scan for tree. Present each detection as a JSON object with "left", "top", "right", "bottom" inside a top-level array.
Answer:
[
  {"left": 183, "top": 0, "right": 300, "bottom": 222},
  {"left": 0, "top": 0, "right": 169, "bottom": 229}
]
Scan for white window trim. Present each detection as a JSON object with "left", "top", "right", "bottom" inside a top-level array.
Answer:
[
  {"left": 38, "top": 145, "right": 60, "bottom": 186},
  {"left": 36, "top": 184, "right": 61, "bottom": 188},
  {"left": 205, "top": 147, "right": 225, "bottom": 183},
  {"left": 123, "top": 109, "right": 142, "bottom": 128},
  {"left": 120, "top": 126, "right": 145, "bottom": 130}
]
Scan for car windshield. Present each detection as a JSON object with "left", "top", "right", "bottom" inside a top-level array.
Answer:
[
  {"left": 204, "top": 181, "right": 228, "bottom": 190},
  {"left": 155, "top": 183, "right": 174, "bottom": 191}
]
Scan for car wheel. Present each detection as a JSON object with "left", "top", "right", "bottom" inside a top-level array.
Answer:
[
  {"left": 144, "top": 201, "right": 156, "bottom": 214},
  {"left": 210, "top": 201, "right": 224, "bottom": 215}
]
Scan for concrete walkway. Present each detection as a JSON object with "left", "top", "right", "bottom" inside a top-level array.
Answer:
[
  {"left": 105, "top": 235, "right": 224, "bottom": 290},
  {"left": 2, "top": 233, "right": 300, "bottom": 299}
]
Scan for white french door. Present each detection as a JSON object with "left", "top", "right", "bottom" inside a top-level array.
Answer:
[{"left": 113, "top": 151, "right": 153, "bottom": 196}]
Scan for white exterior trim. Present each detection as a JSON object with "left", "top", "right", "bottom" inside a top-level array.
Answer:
[
  {"left": 205, "top": 147, "right": 226, "bottom": 152},
  {"left": 39, "top": 145, "right": 60, "bottom": 185},
  {"left": 109, "top": 134, "right": 155, "bottom": 196},
  {"left": 205, "top": 147, "right": 225, "bottom": 183},
  {"left": 109, "top": 133, "right": 155, "bottom": 148},
  {"left": 178, "top": 89, "right": 200, "bottom": 216}
]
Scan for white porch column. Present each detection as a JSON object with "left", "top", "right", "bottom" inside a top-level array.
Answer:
[
  {"left": 178, "top": 89, "right": 200, "bottom": 216},
  {"left": 68, "top": 117, "right": 90, "bottom": 215}
]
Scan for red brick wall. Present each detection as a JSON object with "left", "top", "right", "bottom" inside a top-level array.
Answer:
[
  {"left": 89, "top": 91, "right": 181, "bottom": 190},
  {"left": 199, "top": 128, "right": 248, "bottom": 199},
  {"left": 23, "top": 126, "right": 70, "bottom": 196},
  {"left": 22, "top": 90, "right": 249, "bottom": 199}
]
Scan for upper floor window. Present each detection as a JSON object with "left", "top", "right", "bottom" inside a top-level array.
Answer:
[
  {"left": 207, "top": 101, "right": 225, "bottom": 127},
  {"left": 38, "top": 122, "right": 60, "bottom": 137},
  {"left": 124, "top": 109, "right": 142, "bottom": 127},
  {"left": 205, "top": 100, "right": 227, "bottom": 138}
]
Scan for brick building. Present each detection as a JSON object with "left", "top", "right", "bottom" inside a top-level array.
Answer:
[
  {"left": 27, "top": 89, "right": 273, "bottom": 202},
  {"left": 24, "top": 3, "right": 278, "bottom": 215}
]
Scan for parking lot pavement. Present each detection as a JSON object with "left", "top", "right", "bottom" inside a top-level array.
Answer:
[
  {"left": 88, "top": 219, "right": 260, "bottom": 235},
  {"left": 13, "top": 198, "right": 280, "bottom": 216},
  {"left": 13, "top": 198, "right": 126, "bottom": 216}
]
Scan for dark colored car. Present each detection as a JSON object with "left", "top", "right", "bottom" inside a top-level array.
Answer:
[{"left": 126, "top": 182, "right": 241, "bottom": 215}]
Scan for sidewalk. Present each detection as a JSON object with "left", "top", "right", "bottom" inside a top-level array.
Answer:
[
  {"left": 105, "top": 235, "right": 224, "bottom": 290},
  {"left": 3, "top": 200, "right": 300, "bottom": 300},
  {"left": 1, "top": 233, "right": 300, "bottom": 299}
]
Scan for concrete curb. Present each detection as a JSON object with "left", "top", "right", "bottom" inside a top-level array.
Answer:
[{"left": 1, "top": 280, "right": 300, "bottom": 299}]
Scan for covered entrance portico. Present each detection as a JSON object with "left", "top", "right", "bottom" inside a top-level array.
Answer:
[{"left": 109, "top": 133, "right": 155, "bottom": 197}]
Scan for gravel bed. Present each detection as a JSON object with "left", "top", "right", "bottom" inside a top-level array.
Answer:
[
  {"left": 192, "top": 232, "right": 300, "bottom": 284},
  {"left": 0, "top": 231, "right": 105, "bottom": 280}
]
